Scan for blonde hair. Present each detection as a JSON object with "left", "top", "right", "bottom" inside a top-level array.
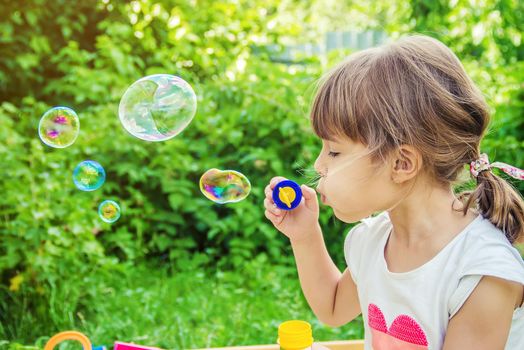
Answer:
[{"left": 310, "top": 34, "right": 524, "bottom": 244}]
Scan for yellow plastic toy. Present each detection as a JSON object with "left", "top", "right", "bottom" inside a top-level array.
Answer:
[
  {"left": 278, "top": 320, "right": 329, "bottom": 350},
  {"left": 278, "top": 187, "right": 296, "bottom": 208}
]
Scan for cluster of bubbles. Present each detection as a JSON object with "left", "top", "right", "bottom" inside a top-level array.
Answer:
[
  {"left": 39, "top": 109, "right": 120, "bottom": 223},
  {"left": 39, "top": 74, "right": 252, "bottom": 226},
  {"left": 117, "top": 74, "right": 251, "bottom": 204}
]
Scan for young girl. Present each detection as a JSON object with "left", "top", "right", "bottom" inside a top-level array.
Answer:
[{"left": 264, "top": 35, "right": 524, "bottom": 350}]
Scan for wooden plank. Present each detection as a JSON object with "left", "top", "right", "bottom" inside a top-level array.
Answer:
[
  {"left": 320, "top": 340, "right": 365, "bottom": 350},
  {"left": 194, "top": 339, "right": 365, "bottom": 350}
]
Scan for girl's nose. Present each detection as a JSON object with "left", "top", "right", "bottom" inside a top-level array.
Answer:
[
  {"left": 314, "top": 158, "right": 327, "bottom": 177},
  {"left": 313, "top": 156, "right": 323, "bottom": 174}
]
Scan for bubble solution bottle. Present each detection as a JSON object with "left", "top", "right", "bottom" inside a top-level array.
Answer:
[{"left": 278, "top": 320, "right": 331, "bottom": 350}]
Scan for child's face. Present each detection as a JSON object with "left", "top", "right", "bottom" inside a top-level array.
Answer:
[{"left": 314, "top": 137, "right": 402, "bottom": 223}]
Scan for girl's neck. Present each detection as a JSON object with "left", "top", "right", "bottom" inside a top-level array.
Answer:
[{"left": 387, "top": 180, "right": 477, "bottom": 248}]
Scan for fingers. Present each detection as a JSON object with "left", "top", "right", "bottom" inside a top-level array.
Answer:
[
  {"left": 301, "top": 184, "right": 319, "bottom": 211},
  {"left": 265, "top": 176, "right": 288, "bottom": 201},
  {"left": 264, "top": 176, "right": 287, "bottom": 200},
  {"left": 269, "top": 176, "right": 287, "bottom": 189},
  {"left": 301, "top": 184, "right": 317, "bottom": 200},
  {"left": 264, "top": 184, "right": 272, "bottom": 198},
  {"left": 265, "top": 209, "right": 283, "bottom": 226},
  {"left": 264, "top": 177, "right": 288, "bottom": 197},
  {"left": 264, "top": 197, "right": 282, "bottom": 216},
  {"left": 264, "top": 194, "right": 285, "bottom": 226}
]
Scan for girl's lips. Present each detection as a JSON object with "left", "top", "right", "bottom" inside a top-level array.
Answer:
[{"left": 320, "top": 194, "right": 327, "bottom": 204}]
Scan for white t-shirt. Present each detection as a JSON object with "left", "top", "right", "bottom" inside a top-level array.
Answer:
[{"left": 344, "top": 212, "right": 524, "bottom": 350}]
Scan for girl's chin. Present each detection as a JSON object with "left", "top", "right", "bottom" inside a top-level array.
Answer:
[{"left": 332, "top": 208, "right": 366, "bottom": 224}]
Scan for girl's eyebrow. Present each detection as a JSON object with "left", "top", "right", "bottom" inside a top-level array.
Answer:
[
  {"left": 328, "top": 140, "right": 346, "bottom": 147},
  {"left": 321, "top": 139, "right": 331, "bottom": 148}
]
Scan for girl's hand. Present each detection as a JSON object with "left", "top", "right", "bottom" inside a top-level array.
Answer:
[{"left": 263, "top": 176, "right": 320, "bottom": 242}]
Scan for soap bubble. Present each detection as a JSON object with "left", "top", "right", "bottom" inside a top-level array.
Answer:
[
  {"left": 118, "top": 74, "right": 197, "bottom": 141},
  {"left": 38, "top": 106, "right": 80, "bottom": 148},
  {"left": 199, "top": 168, "right": 251, "bottom": 204},
  {"left": 98, "top": 200, "right": 121, "bottom": 223},
  {"left": 73, "top": 160, "right": 106, "bottom": 191}
]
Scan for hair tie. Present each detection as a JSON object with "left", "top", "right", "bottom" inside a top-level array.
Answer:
[{"left": 470, "top": 153, "right": 524, "bottom": 180}]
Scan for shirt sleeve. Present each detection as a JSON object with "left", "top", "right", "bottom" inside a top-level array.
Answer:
[
  {"left": 448, "top": 233, "right": 524, "bottom": 318},
  {"left": 344, "top": 223, "right": 366, "bottom": 285},
  {"left": 448, "top": 275, "right": 483, "bottom": 318}
]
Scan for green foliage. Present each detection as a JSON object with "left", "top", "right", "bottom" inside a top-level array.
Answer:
[{"left": 0, "top": 0, "right": 523, "bottom": 347}]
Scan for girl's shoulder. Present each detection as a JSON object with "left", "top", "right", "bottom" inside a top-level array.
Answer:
[
  {"left": 452, "top": 215, "right": 524, "bottom": 281},
  {"left": 447, "top": 216, "right": 524, "bottom": 320},
  {"left": 456, "top": 215, "right": 521, "bottom": 258},
  {"left": 344, "top": 212, "right": 391, "bottom": 264}
]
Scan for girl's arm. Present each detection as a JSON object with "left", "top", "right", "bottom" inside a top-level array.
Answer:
[
  {"left": 264, "top": 177, "right": 360, "bottom": 326},
  {"left": 443, "top": 276, "right": 523, "bottom": 350},
  {"left": 290, "top": 224, "right": 361, "bottom": 327}
]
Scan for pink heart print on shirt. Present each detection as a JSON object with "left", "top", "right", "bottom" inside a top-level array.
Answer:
[{"left": 368, "top": 303, "right": 429, "bottom": 350}]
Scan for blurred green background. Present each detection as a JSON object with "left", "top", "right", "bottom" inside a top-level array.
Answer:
[{"left": 1, "top": 0, "right": 523, "bottom": 349}]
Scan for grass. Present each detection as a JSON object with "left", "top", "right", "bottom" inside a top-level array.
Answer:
[{"left": 2, "top": 257, "right": 364, "bottom": 350}]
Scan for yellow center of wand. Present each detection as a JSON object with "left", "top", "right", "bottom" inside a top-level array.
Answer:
[{"left": 279, "top": 187, "right": 296, "bottom": 208}]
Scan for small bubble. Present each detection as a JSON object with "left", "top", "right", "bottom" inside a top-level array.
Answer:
[
  {"left": 98, "top": 200, "right": 121, "bottom": 223},
  {"left": 73, "top": 160, "right": 106, "bottom": 191},
  {"left": 38, "top": 107, "right": 80, "bottom": 148}
]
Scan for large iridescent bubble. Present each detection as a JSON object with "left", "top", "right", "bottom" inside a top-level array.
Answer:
[
  {"left": 98, "top": 200, "right": 121, "bottom": 223},
  {"left": 118, "top": 74, "right": 197, "bottom": 141},
  {"left": 38, "top": 106, "right": 80, "bottom": 148},
  {"left": 73, "top": 160, "right": 106, "bottom": 191},
  {"left": 199, "top": 168, "right": 251, "bottom": 204}
]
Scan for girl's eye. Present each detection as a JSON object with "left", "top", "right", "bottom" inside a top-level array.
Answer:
[{"left": 328, "top": 151, "right": 340, "bottom": 157}]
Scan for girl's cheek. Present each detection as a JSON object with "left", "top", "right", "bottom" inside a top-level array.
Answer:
[{"left": 323, "top": 176, "right": 336, "bottom": 196}]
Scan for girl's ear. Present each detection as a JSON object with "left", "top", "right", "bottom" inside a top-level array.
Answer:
[{"left": 391, "top": 145, "right": 423, "bottom": 183}]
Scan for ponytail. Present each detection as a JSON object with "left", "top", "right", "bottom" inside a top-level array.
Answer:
[{"left": 460, "top": 154, "right": 524, "bottom": 244}]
